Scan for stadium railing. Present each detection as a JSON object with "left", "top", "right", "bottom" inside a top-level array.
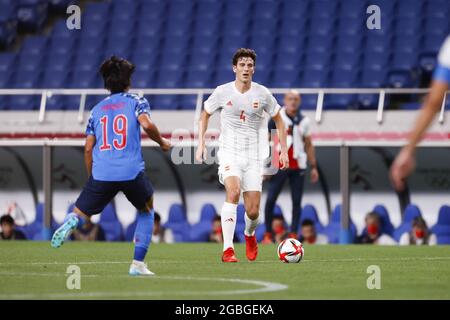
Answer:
[{"left": 0, "top": 87, "right": 447, "bottom": 124}]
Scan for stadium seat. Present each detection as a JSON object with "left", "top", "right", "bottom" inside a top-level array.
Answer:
[
  {"left": 99, "top": 203, "right": 123, "bottom": 241},
  {"left": 164, "top": 203, "right": 190, "bottom": 242},
  {"left": 24, "top": 202, "right": 58, "bottom": 240},
  {"left": 17, "top": 0, "right": 49, "bottom": 32},
  {"left": 299, "top": 204, "right": 324, "bottom": 234},
  {"left": 393, "top": 204, "right": 423, "bottom": 241},
  {"left": 323, "top": 204, "right": 357, "bottom": 244},
  {"left": 199, "top": 203, "right": 217, "bottom": 223},
  {"left": 430, "top": 205, "right": 450, "bottom": 244}
]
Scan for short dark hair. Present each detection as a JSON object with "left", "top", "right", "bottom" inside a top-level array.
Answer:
[
  {"left": 99, "top": 56, "right": 135, "bottom": 94},
  {"left": 232, "top": 48, "right": 257, "bottom": 66},
  {"left": 0, "top": 215, "right": 14, "bottom": 225},
  {"left": 301, "top": 219, "right": 314, "bottom": 227}
]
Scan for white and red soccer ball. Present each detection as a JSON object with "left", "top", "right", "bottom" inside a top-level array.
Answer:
[{"left": 277, "top": 238, "right": 304, "bottom": 263}]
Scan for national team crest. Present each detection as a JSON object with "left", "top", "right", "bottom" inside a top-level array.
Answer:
[{"left": 252, "top": 99, "right": 259, "bottom": 108}]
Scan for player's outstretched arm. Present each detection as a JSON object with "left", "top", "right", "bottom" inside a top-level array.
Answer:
[
  {"left": 138, "top": 113, "right": 171, "bottom": 151},
  {"left": 196, "top": 110, "right": 211, "bottom": 162},
  {"left": 271, "top": 112, "right": 289, "bottom": 170},
  {"left": 84, "top": 135, "right": 96, "bottom": 177},
  {"left": 390, "top": 80, "right": 448, "bottom": 191}
]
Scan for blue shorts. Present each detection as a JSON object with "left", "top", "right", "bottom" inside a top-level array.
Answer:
[{"left": 75, "top": 171, "right": 154, "bottom": 216}]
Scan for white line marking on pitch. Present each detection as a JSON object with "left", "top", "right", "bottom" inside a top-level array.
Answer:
[{"left": 0, "top": 274, "right": 288, "bottom": 299}]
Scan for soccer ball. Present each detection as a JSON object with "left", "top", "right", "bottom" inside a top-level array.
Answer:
[{"left": 277, "top": 238, "right": 304, "bottom": 263}]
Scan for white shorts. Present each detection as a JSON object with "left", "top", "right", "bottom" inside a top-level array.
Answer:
[{"left": 217, "top": 151, "right": 263, "bottom": 192}]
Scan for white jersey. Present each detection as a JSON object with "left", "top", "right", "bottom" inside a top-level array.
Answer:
[{"left": 204, "top": 81, "right": 281, "bottom": 161}]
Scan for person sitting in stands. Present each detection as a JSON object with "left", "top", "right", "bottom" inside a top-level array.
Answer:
[{"left": 0, "top": 215, "right": 27, "bottom": 240}]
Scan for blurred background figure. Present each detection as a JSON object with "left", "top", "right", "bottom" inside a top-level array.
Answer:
[
  {"left": 264, "top": 90, "right": 319, "bottom": 243},
  {"left": 358, "top": 212, "right": 396, "bottom": 245},
  {"left": 209, "top": 215, "right": 223, "bottom": 243},
  {"left": 272, "top": 215, "right": 288, "bottom": 244},
  {"left": 71, "top": 220, "right": 105, "bottom": 241},
  {"left": 400, "top": 216, "right": 437, "bottom": 245},
  {"left": 299, "top": 219, "right": 328, "bottom": 245},
  {"left": 152, "top": 212, "right": 174, "bottom": 244},
  {"left": 0, "top": 215, "right": 26, "bottom": 240}
]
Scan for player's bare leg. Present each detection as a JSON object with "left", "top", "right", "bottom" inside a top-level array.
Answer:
[
  {"left": 243, "top": 191, "right": 260, "bottom": 261},
  {"left": 221, "top": 176, "right": 240, "bottom": 262}
]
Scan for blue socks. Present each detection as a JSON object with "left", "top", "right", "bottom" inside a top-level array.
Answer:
[
  {"left": 64, "top": 212, "right": 85, "bottom": 229},
  {"left": 133, "top": 209, "right": 154, "bottom": 262}
]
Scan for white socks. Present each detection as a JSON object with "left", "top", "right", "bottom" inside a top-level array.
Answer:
[
  {"left": 244, "top": 213, "right": 258, "bottom": 236},
  {"left": 221, "top": 202, "right": 237, "bottom": 251}
]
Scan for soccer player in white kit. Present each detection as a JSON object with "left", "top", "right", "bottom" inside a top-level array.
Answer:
[
  {"left": 196, "top": 48, "right": 289, "bottom": 262},
  {"left": 391, "top": 35, "right": 450, "bottom": 191}
]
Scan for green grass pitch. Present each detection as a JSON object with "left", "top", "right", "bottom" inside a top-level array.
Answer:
[{"left": 0, "top": 241, "right": 449, "bottom": 299}]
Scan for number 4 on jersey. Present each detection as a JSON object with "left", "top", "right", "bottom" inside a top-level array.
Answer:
[
  {"left": 99, "top": 115, "right": 128, "bottom": 151},
  {"left": 240, "top": 110, "right": 246, "bottom": 122}
]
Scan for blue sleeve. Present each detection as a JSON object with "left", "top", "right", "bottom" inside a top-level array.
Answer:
[
  {"left": 85, "top": 113, "right": 95, "bottom": 136},
  {"left": 135, "top": 96, "right": 151, "bottom": 117},
  {"left": 433, "top": 63, "right": 450, "bottom": 84}
]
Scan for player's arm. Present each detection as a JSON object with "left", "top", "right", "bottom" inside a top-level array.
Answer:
[
  {"left": 271, "top": 111, "right": 289, "bottom": 170},
  {"left": 84, "top": 135, "right": 96, "bottom": 177},
  {"left": 196, "top": 110, "right": 211, "bottom": 162},
  {"left": 304, "top": 135, "right": 319, "bottom": 183},
  {"left": 390, "top": 80, "right": 448, "bottom": 191},
  {"left": 138, "top": 113, "right": 171, "bottom": 151}
]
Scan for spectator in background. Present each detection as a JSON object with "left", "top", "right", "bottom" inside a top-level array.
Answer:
[
  {"left": 272, "top": 215, "right": 288, "bottom": 244},
  {"left": 71, "top": 220, "right": 105, "bottom": 241},
  {"left": 152, "top": 212, "right": 174, "bottom": 244},
  {"left": 209, "top": 215, "right": 223, "bottom": 243},
  {"left": 299, "top": 219, "right": 328, "bottom": 244},
  {"left": 400, "top": 216, "right": 437, "bottom": 245},
  {"left": 358, "top": 212, "right": 396, "bottom": 245},
  {"left": 263, "top": 90, "right": 319, "bottom": 243},
  {"left": 0, "top": 215, "right": 26, "bottom": 240}
]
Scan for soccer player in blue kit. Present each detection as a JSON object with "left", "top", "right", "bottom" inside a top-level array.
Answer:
[{"left": 51, "top": 56, "right": 171, "bottom": 276}]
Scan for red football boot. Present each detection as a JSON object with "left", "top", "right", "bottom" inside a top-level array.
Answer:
[
  {"left": 222, "top": 247, "right": 239, "bottom": 263},
  {"left": 245, "top": 234, "right": 258, "bottom": 261}
]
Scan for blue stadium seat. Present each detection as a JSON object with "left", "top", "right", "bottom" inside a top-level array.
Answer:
[
  {"left": 164, "top": 203, "right": 190, "bottom": 242},
  {"left": 224, "top": 0, "right": 251, "bottom": 19},
  {"left": 309, "top": 17, "right": 336, "bottom": 37},
  {"left": 365, "top": 34, "right": 392, "bottom": 54},
  {"left": 300, "top": 69, "right": 329, "bottom": 88},
  {"left": 431, "top": 205, "right": 450, "bottom": 244},
  {"left": 324, "top": 94, "right": 357, "bottom": 110},
  {"left": 299, "top": 204, "right": 324, "bottom": 234},
  {"left": 311, "top": 0, "right": 337, "bottom": 18},
  {"left": 336, "top": 34, "right": 363, "bottom": 54},
  {"left": 339, "top": 0, "right": 367, "bottom": 19},
  {"left": 132, "top": 70, "right": 155, "bottom": 88},
  {"left": 395, "top": 17, "right": 423, "bottom": 37},
  {"left": 304, "top": 52, "right": 331, "bottom": 71},
  {"left": 0, "top": 2, "right": 18, "bottom": 46},
  {"left": 323, "top": 204, "right": 357, "bottom": 244},
  {"left": 250, "top": 17, "right": 278, "bottom": 37},
  {"left": 99, "top": 203, "right": 123, "bottom": 241},
  {"left": 281, "top": 0, "right": 309, "bottom": 20},
  {"left": 42, "top": 70, "right": 69, "bottom": 89},
  {"left": 387, "top": 70, "right": 416, "bottom": 88},
  {"left": 393, "top": 204, "right": 422, "bottom": 241},
  {"left": 140, "top": 1, "right": 166, "bottom": 19},
  {"left": 307, "top": 34, "right": 334, "bottom": 54},
  {"left": 279, "top": 18, "right": 307, "bottom": 37},
  {"left": 24, "top": 203, "right": 58, "bottom": 240},
  {"left": 271, "top": 70, "right": 300, "bottom": 88},
  {"left": 17, "top": 0, "right": 49, "bottom": 31},
  {"left": 223, "top": 16, "right": 250, "bottom": 37},
  {"left": 193, "top": 18, "right": 220, "bottom": 38},
  {"left": 397, "top": 0, "right": 424, "bottom": 18},
  {"left": 151, "top": 95, "right": 179, "bottom": 110},
  {"left": 0, "top": 52, "right": 16, "bottom": 74},
  {"left": 363, "top": 52, "right": 390, "bottom": 72},
  {"left": 423, "top": 34, "right": 447, "bottom": 53},
  {"left": 424, "top": 16, "right": 449, "bottom": 37},
  {"left": 124, "top": 216, "right": 137, "bottom": 242},
  {"left": 359, "top": 204, "right": 396, "bottom": 238},
  {"left": 185, "top": 70, "right": 212, "bottom": 88},
  {"left": 196, "top": 1, "right": 223, "bottom": 20}
]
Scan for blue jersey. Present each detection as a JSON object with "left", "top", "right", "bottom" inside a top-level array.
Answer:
[
  {"left": 86, "top": 93, "right": 151, "bottom": 181},
  {"left": 433, "top": 35, "right": 450, "bottom": 84}
]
